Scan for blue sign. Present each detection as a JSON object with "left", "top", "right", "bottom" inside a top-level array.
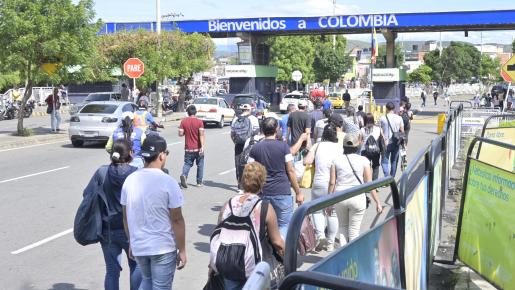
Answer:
[{"left": 99, "top": 10, "right": 515, "bottom": 35}]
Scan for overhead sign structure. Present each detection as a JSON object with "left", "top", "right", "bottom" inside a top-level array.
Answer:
[
  {"left": 500, "top": 55, "right": 515, "bottom": 82},
  {"left": 292, "top": 70, "right": 303, "bottom": 82},
  {"left": 124, "top": 58, "right": 145, "bottom": 79},
  {"left": 100, "top": 10, "right": 515, "bottom": 36}
]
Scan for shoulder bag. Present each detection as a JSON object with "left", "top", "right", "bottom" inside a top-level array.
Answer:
[
  {"left": 385, "top": 115, "right": 403, "bottom": 146},
  {"left": 300, "top": 143, "right": 320, "bottom": 189}
]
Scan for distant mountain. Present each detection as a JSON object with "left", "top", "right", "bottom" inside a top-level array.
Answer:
[{"left": 215, "top": 44, "right": 238, "bottom": 58}]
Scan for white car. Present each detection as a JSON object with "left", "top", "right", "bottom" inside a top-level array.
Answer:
[
  {"left": 68, "top": 101, "right": 137, "bottom": 147},
  {"left": 192, "top": 97, "right": 235, "bottom": 128},
  {"left": 279, "top": 91, "right": 314, "bottom": 113}
]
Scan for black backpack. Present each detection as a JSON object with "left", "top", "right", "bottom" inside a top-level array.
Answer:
[
  {"left": 363, "top": 134, "right": 381, "bottom": 158},
  {"left": 73, "top": 166, "right": 108, "bottom": 246},
  {"left": 238, "top": 137, "right": 261, "bottom": 172},
  {"left": 401, "top": 111, "right": 411, "bottom": 131},
  {"left": 231, "top": 116, "right": 253, "bottom": 145}
]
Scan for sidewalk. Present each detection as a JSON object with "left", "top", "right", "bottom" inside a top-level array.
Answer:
[{"left": 0, "top": 110, "right": 185, "bottom": 150}]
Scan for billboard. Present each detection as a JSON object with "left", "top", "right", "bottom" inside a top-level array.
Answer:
[
  {"left": 458, "top": 159, "right": 515, "bottom": 289},
  {"left": 479, "top": 127, "right": 515, "bottom": 172},
  {"left": 308, "top": 217, "right": 402, "bottom": 289},
  {"left": 404, "top": 176, "right": 428, "bottom": 290}
]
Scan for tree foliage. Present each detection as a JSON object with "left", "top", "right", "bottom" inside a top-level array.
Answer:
[
  {"left": 95, "top": 30, "right": 215, "bottom": 90},
  {"left": 423, "top": 42, "right": 500, "bottom": 84},
  {"left": 267, "top": 36, "right": 316, "bottom": 84},
  {"left": 313, "top": 36, "right": 352, "bottom": 83},
  {"left": 0, "top": 0, "right": 100, "bottom": 134},
  {"left": 375, "top": 44, "right": 405, "bottom": 68},
  {"left": 408, "top": 65, "right": 432, "bottom": 84}
]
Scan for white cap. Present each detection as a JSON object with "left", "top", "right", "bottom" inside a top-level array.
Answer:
[{"left": 298, "top": 99, "right": 308, "bottom": 107}]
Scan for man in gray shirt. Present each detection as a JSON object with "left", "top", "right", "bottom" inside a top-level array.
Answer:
[{"left": 379, "top": 102, "right": 404, "bottom": 177}]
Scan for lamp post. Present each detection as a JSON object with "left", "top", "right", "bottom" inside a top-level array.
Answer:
[
  {"left": 332, "top": 0, "right": 336, "bottom": 50},
  {"left": 156, "top": 0, "right": 162, "bottom": 117}
]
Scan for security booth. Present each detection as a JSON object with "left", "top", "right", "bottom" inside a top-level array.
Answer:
[
  {"left": 372, "top": 68, "right": 407, "bottom": 110},
  {"left": 224, "top": 65, "right": 277, "bottom": 99}
]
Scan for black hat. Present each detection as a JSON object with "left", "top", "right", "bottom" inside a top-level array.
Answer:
[
  {"left": 329, "top": 113, "right": 344, "bottom": 128},
  {"left": 141, "top": 135, "right": 167, "bottom": 158}
]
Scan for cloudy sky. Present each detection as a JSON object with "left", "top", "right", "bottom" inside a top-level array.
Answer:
[{"left": 90, "top": 0, "right": 515, "bottom": 45}]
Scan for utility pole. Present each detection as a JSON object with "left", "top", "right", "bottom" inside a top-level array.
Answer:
[
  {"left": 332, "top": 0, "right": 336, "bottom": 50},
  {"left": 156, "top": 0, "right": 162, "bottom": 117}
]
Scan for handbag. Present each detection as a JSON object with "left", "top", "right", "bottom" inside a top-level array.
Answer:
[
  {"left": 260, "top": 200, "right": 285, "bottom": 289},
  {"left": 202, "top": 273, "right": 225, "bottom": 290},
  {"left": 297, "top": 216, "right": 317, "bottom": 256},
  {"left": 385, "top": 115, "right": 403, "bottom": 145},
  {"left": 299, "top": 143, "right": 320, "bottom": 189},
  {"left": 46, "top": 106, "right": 53, "bottom": 114},
  {"left": 345, "top": 154, "right": 371, "bottom": 209}
]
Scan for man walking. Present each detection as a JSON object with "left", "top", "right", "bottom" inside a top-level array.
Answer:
[
  {"left": 342, "top": 89, "right": 351, "bottom": 109},
  {"left": 287, "top": 99, "right": 311, "bottom": 154},
  {"left": 231, "top": 104, "right": 260, "bottom": 185},
  {"left": 179, "top": 105, "right": 205, "bottom": 188},
  {"left": 279, "top": 104, "right": 296, "bottom": 142},
  {"left": 122, "top": 135, "right": 187, "bottom": 290},
  {"left": 310, "top": 100, "right": 324, "bottom": 141},
  {"left": 45, "top": 87, "right": 62, "bottom": 133},
  {"left": 420, "top": 89, "right": 427, "bottom": 107},
  {"left": 249, "top": 117, "right": 304, "bottom": 238},
  {"left": 380, "top": 102, "right": 404, "bottom": 177}
]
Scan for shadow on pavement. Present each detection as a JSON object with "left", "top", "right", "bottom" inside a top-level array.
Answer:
[
  {"left": 194, "top": 242, "right": 210, "bottom": 253},
  {"left": 60, "top": 142, "right": 106, "bottom": 149},
  {"left": 210, "top": 205, "right": 222, "bottom": 212},
  {"left": 198, "top": 224, "right": 216, "bottom": 237},
  {"left": 202, "top": 180, "right": 238, "bottom": 193},
  {"left": 47, "top": 283, "right": 87, "bottom": 290}
]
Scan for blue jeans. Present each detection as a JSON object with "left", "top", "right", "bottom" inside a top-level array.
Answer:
[
  {"left": 50, "top": 110, "right": 61, "bottom": 131},
  {"left": 224, "top": 278, "right": 245, "bottom": 290},
  {"left": 262, "top": 195, "right": 293, "bottom": 239},
  {"left": 100, "top": 229, "right": 141, "bottom": 290},
  {"left": 136, "top": 251, "right": 177, "bottom": 290},
  {"left": 381, "top": 142, "right": 400, "bottom": 178},
  {"left": 182, "top": 151, "right": 204, "bottom": 184}
]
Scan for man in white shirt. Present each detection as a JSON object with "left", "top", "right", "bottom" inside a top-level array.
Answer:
[
  {"left": 231, "top": 104, "right": 260, "bottom": 185},
  {"left": 122, "top": 135, "right": 187, "bottom": 289},
  {"left": 379, "top": 102, "right": 404, "bottom": 178}
]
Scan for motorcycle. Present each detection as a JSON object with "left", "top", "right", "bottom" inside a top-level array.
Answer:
[{"left": 0, "top": 100, "right": 34, "bottom": 120}]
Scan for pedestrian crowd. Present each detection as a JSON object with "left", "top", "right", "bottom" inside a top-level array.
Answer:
[{"left": 75, "top": 91, "right": 414, "bottom": 290}]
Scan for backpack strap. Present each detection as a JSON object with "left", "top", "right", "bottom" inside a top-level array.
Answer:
[
  {"left": 345, "top": 154, "right": 363, "bottom": 184},
  {"left": 259, "top": 200, "right": 270, "bottom": 241},
  {"left": 228, "top": 198, "right": 234, "bottom": 215}
]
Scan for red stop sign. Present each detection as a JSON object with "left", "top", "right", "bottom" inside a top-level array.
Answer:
[{"left": 124, "top": 58, "right": 145, "bottom": 78}]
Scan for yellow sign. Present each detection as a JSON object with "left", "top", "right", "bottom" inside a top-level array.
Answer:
[
  {"left": 479, "top": 127, "right": 515, "bottom": 172},
  {"left": 501, "top": 55, "right": 515, "bottom": 82}
]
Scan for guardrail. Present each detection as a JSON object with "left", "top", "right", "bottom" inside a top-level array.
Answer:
[{"left": 243, "top": 262, "right": 271, "bottom": 290}]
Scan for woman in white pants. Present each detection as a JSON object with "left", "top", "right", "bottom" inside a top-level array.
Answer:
[
  {"left": 303, "top": 124, "right": 342, "bottom": 252},
  {"left": 329, "top": 133, "right": 383, "bottom": 247}
]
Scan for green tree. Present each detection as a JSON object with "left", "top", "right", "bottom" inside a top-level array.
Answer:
[
  {"left": 375, "top": 44, "right": 405, "bottom": 68},
  {"left": 96, "top": 30, "right": 214, "bottom": 111},
  {"left": 267, "top": 36, "right": 316, "bottom": 84},
  {"left": 0, "top": 0, "right": 100, "bottom": 135},
  {"left": 408, "top": 65, "right": 432, "bottom": 84},
  {"left": 313, "top": 36, "right": 352, "bottom": 83},
  {"left": 480, "top": 54, "right": 501, "bottom": 82}
]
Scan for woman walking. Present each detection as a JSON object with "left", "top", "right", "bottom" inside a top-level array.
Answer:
[
  {"left": 303, "top": 124, "right": 342, "bottom": 252},
  {"left": 329, "top": 133, "right": 383, "bottom": 246},
  {"left": 360, "top": 113, "right": 383, "bottom": 181}
]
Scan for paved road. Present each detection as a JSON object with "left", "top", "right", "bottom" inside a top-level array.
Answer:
[{"left": 1, "top": 109, "right": 440, "bottom": 289}]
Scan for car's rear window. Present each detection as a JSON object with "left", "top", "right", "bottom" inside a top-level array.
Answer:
[
  {"left": 329, "top": 93, "right": 341, "bottom": 98},
  {"left": 85, "top": 94, "right": 111, "bottom": 102},
  {"left": 80, "top": 104, "right": 118, "bottom": 114},
  {"left": 234, "top": 97, "right": 254, "bottom": 104},
  {"left": 193, "top": 98, "right": 218, "bottom": 105},
  {"left": 285, "top": 94, "right": 302, "bottom": 99}
]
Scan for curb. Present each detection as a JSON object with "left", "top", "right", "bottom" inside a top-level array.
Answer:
[
  {"left": 32, "top": 110, "right": 69, "bottom": 117},
  {"left": 0, "top": 134, "right": 69, "bottom": 151}
]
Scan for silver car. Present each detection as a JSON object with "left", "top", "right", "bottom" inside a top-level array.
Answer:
[
  {"left": 69, "top": 92, "right": 122, "bottom": 115},
  {"left": 68, "top": 101, "right": 138, "bottom": 147}
]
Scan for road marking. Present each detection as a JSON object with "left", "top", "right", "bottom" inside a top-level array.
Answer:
[
  {"left": 221, "top": 131, "right": 231, "bottom": 135},
  {"left": 11, "top": 228, "right": 73, "bottom": 255},
  {"left": 0, "top": 166, "right": 70, "bottom": 184},
  {"left": 167, "top": 141, "right": 182, "bottom": 147},
  {"left": 0, "top": 140, "right": 67, "bottom": 153},
  {"left": 218, "top": 168, "right": 236, "bottom": 175}
]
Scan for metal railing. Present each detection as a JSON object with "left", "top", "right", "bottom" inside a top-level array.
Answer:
[{"left": 243, "top": 262, "right": 271, "bottom": 290}]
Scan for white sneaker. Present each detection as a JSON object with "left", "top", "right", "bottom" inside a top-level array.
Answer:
[
  {"left": 315, "top": 237, "right": 327, "bottom": 252},
  {"left": 339, "top": 234, "right": 347, "bottom": 248},
  {"left": 326, "top": 243, "right": 334, "bottom": 252}
]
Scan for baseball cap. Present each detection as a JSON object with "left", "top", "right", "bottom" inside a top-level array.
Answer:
[
  {"left": 343, "top": 132, "right": 360, "bottom": 147},
  {"left": 240, "top": 104, "right": 251, "bottom": 110},
  {"left": 298, "top": 99, "right": 308, "bottom": 107},
  {"left": 122, "top": 111, "right": 134, "bottom": 120},
  {"left": 141, "top": 135, "right": 168, "bottom": 158}
]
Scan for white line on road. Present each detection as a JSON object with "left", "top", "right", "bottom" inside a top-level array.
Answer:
[
  {"left": 11, "top": 228, "right": 73, "bottom": 255},
  {"left": 0, "top": 166, "right": 70, "bottom": 184},
  {"left": 218, "top": 168, "right": 236, "bottom": 175},
  {"left": 0, "top": 140, "right": 67, "bottom": 153},
  {"left": 167, "top": 141, "right": 182, "bottom": 147},
  {"left": 221, "top": 131, "right": 231, "bottom": 135}
]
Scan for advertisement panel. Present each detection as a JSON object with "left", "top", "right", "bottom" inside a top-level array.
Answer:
[
  {"left": 308, "top": 217, "right": 401, "bottom": 289},
  {"left": 458, "top": 159, "right": 515, "bottom": 289},
  {"left": 430, "top": 157, "right": 443, "bottom": 259},
  {"left": 404, "top": 176, "right": 428, "bottom": 290},
  {"left": 479, "top": 127, "right": 515, "bottom": 172}
]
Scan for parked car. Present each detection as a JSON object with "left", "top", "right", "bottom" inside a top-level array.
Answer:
[
  {"left": 279, "top": 91, "right": 314, "bottom": 113},
  {"left": 69, "top": 92, "right": 121, "bottom": 115},
  {"left": 192, "top": 97, "right": 235, "bottom": 128},
  {"left": 68, "top": 101, "right": 137, "bottom": 147},
  {"left": 232, "top": 93, "right": 269, "bottom": 116},
  {"left": 328, "top": 92, "right": 344, "bottom": 109}
]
